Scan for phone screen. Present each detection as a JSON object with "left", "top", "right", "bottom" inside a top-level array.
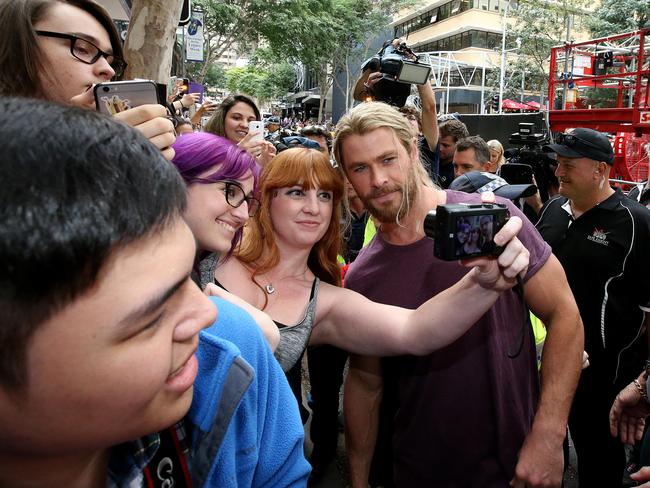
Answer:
[{"left": 94, "top": 81, "right": 160, "bottom": 115}]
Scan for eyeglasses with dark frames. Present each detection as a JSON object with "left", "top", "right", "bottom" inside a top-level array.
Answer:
[
  {"left": 189, "top": 179, "right": 260, "bottom": 217},
  {"left": 35, "top": 30, "right": 127, "bottom": 77}
]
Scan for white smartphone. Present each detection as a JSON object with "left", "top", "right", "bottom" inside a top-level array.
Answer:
[{"left": 248, "top": 121, "right": 264, "bottom": 143}]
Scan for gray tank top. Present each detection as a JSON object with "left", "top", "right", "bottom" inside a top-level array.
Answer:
[
  {"left": 273, "top": 278, "right": 320, "bottom": 372},
  {"left": 199, "top": 253, "right": 321, "bottom": 373}
]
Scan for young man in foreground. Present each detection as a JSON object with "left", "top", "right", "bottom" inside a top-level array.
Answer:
[{"left": 0, "top": 97, "right": 309, "bottom": 487}]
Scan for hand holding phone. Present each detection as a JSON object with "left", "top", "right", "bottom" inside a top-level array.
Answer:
[
  {"left": 248, "top": 121, "right": 264, "bottom": 144},
  {"left": 94, "top": 80, "right": 160, "bottom": 115}
]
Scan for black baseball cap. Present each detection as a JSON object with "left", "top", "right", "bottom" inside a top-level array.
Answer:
[
  {"left": 543, "top": 128, "right": 614, "bottom": 165},
  {"left": 450, "top": 171, "right": 537, "bottom": 200}
]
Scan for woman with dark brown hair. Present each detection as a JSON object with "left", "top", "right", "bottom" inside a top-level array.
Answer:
[
  {"left": 205, "top": 93, "right": 276, "bottom": 165},
  {"left": 0, "top": 0, "right": 176, "bottom": 159}
]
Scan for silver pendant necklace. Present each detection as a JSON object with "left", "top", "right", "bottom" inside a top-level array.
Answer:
[{"left": 265, "top": 283, "right": 275, "bottom": 294}]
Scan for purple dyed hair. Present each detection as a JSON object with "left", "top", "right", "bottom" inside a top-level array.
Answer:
[{"left": 171, "top": 132, "right": 260, "bottom": 253}]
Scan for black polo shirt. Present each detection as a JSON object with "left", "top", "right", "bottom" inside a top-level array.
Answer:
[{"left": 536, "top": 189, "right": 650, "bottom": 384}]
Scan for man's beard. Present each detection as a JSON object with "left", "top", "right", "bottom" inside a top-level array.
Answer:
[{"left": 358, "top": 169, "right": 418, "bottom": 224}]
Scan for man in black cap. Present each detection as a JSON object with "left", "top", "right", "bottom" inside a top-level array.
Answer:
[
  {"left": 536, "top": 128, "right": 650, "bottom": 487},
  {"left": 265, "top": 116, "right": 291, "bottom": 152}
]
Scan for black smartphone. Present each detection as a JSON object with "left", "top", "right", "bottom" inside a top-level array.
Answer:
[{"left": 94, "top": 80, "right": 160, "bottom": 115}]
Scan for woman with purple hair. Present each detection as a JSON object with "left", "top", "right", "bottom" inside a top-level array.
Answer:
[{"left": 171, "top": 131, "right": 280, "bottom": 349}]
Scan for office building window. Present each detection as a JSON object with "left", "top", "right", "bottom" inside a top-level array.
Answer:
[{"left": 394, "top": 0, "right": 489, "bottom": 36}]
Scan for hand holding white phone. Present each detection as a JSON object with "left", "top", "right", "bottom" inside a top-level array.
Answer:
[{"left": 248, "top": 121, "right": 264, "bottom": 144}]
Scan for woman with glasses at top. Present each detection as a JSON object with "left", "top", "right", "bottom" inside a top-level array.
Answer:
[
  {"left": 170, "top": 131, "right": 280, "bottom": 351},
  {"left": 197, "top": 147, "right": 530, "bottom": 428},
  {"left": 204, "top": 93, "right": 277, "bottom": 166},
  {"left": 0, "top": 0, "right": 176, "bottom": 160}
]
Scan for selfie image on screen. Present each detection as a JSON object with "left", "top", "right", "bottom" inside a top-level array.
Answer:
[{"left": 455, "top": 215, "right": 495, "bottom": 257}]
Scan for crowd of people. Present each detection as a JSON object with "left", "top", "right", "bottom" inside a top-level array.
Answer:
[{"left": 1, "top": 1, "right": 650, "bottom": 488}]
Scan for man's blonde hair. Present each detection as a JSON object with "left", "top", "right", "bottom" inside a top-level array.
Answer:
[{"left": 333, "top": 102, "right": 434, "bottom": 226}]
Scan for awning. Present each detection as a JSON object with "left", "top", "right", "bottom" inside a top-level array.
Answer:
[
  {"left": 522, "top": 100, "right": 546, "bottom": 110},
  {"left": 502, "top": 99, "right": 529, "bottom": 110},
  {"left": 303, "top": 95, "right": 321, "bottom": 104}
]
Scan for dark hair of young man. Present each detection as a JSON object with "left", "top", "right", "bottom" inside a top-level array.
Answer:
[
  {"left": 439, "top": 118, "right": 469, "bottom": 142},
  {"left": 0, "top": 96, "right": 186, "bottom": 389},
  {"left": 0, "top": 0, "right": 124, "bottom": 98},
  {"left": 455, "top": 135, "right": 491, "bottom": 164}
]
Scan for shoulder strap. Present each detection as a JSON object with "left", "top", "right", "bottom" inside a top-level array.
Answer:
[
  {"left": 309, "top": 277, "right": 319, "bottom": 300},
  {"left": 143, "top": 425, "right": 192, "bottom": 488}
]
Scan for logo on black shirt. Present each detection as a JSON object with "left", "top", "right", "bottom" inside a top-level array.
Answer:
[{"left": 587, "top": 228, "right": 610, "bottom": 246}]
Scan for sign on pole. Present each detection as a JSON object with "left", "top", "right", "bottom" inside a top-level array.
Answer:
[{"left": 184, "top": 10, "right": 204, "bottom": 62}]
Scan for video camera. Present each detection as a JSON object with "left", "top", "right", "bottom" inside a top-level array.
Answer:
[
  {"left": 357, "top": 40, "right": 432, "bottom": 107},
  {"left": 424, "top": 203, "right": 509, "bottom": 261},
  {"left": 504, "top": 122, "right": 557, "bottom": 202}
]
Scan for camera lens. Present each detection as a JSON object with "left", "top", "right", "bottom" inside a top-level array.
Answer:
[
  {"left": 102, "top": 86, "right": 110, "bottom": 92},
  {"left": 423, "top": 210, "right": 437, "bottom": 239}
]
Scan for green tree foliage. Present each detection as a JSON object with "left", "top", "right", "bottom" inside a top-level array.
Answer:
[
  {"left": 509, "top": 0, "right": 590, "bottom": 72},
  {"left": 224, "top": 49, "right": 297, "bottom": 103},
  {"left": 259, "top": 0, "right": 414, "bottom": 120},
  {"left": 182, "top": 0, "right": 290, "bottom": 84},
  {"left": 203, "top": 63, "right": 226, "bottom": 89},
  {"left": 587, "top": 0, "right": 650, "bottom": 37},
  {"left": 483, "top": 0, "right": 591, "bottom": 108}
]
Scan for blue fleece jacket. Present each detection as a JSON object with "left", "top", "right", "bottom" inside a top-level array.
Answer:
[{"left": 188, "top": 297, "right": 310, "bottom": 487}]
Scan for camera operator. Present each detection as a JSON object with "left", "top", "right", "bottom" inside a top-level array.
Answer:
[{"left": 398, "top": 101, "right": 440, "bottom": 183}]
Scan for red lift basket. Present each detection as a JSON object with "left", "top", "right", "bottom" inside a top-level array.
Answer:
[{"left": 547, "top": 29, "right": 650, "bottom": 182}]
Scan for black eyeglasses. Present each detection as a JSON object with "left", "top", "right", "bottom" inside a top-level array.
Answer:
[
  {"left": 36, "top": 30, "right": 127, "bottom": 77},
  {"left": 189, "top": 179, "right": 260, "bottom": 217},
  {"left": 555, "top": 132, "right": 603, "bottom": 152}
]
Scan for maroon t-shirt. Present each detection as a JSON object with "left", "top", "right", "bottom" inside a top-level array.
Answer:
[{"left": 345, "top": 191, "right": 551, "bottom": 487}]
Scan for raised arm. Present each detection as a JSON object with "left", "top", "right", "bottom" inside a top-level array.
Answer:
[
  {"left": 417, "top": 80, "right": 438, "bottom": 151},
  {"left": 510, "top": 255, "right": 583, "bottom": 488},
  {"left": 313, "top": 215, "right": 529, "bottom": 354},
  {"left": 344, "top": 354, "right": 383, "bottom": 488}
]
